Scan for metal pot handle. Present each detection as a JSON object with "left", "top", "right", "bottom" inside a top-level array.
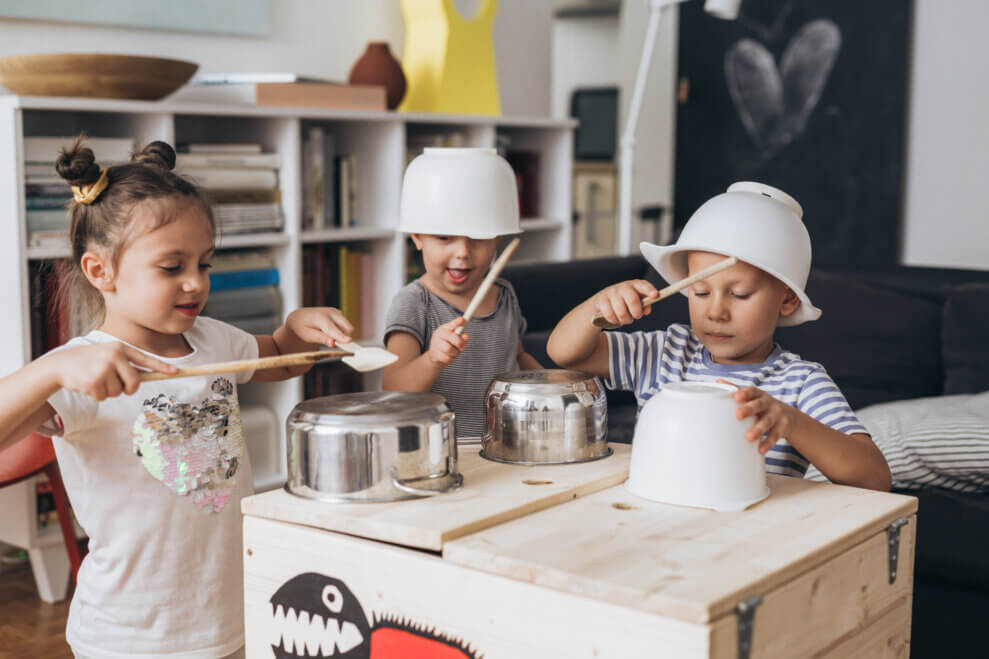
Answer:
[{"left": 392, "top": 469, "right": 464, "bottom": 496}]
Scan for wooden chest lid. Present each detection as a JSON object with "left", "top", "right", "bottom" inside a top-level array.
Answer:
[
  {"left": 442, "top": 475, "right": 918, "bottom": 624},
  {"left": 241, "top": 444, "right": 631, "bottom": 552}
]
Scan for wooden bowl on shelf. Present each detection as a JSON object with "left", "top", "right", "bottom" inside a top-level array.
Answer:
[{"left": 0, "top": 53, "right": 199, "bottom": 101}]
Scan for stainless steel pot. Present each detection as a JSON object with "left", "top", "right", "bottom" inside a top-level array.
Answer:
[
  {"left": 285, "top": 391, "right": 463, "bottom": 503},
  {"left": 482, "top": 370, "right": 611, "bottom": 465}
]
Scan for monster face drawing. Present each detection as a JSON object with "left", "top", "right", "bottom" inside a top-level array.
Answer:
[
  {"left": 269, "top": 572, "right": 480, "bottom": 659},
  {"left": 132, "top": 378, "right": 242, "bottom": 513},
  {"left": 270, "top": 573, "right": 371, "bottom": 659}
]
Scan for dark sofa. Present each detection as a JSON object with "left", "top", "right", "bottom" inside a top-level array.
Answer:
[{"left": 502, "top": 255, "right": 989, "bottom": 658}]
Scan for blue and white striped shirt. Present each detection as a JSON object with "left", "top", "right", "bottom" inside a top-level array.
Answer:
[{"left": 606, "top": 323, "right": 869, "bottom": 477}]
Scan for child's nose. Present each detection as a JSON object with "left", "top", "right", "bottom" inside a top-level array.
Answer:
[
  {"left": 707, "top": 294, "right": 730, "bottom": 320},
  {"left": 183, "top": 271, "right": 207, "bottom": 292}
]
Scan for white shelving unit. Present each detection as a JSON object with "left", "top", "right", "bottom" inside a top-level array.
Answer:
[{"left": 0, "top": 95, "right": 574, "bottom": 601}]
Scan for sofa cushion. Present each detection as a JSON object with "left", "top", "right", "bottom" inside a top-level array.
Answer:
[
  {"left": 807, "top": 393, "right": 989, "bottom": 492},
  {"left": 776, "top": 271, "right": 944, "bottom": 410},
  {"left": 943, "top": 283, "right": 989, "bottom": 394}
]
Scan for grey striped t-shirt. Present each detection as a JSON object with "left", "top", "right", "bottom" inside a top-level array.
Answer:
[
  {"left": 384, "top": 279, "right": 526, "bottom": 439},
  {"left": 607, "top": 323, "right": 869, "bottom": 477}
]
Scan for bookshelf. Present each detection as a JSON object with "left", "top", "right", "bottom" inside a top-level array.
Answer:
[{"left": 0, "top": 95, "right": 574, "bottom": 601}]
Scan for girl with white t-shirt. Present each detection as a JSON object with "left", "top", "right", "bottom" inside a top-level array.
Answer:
[{"left": 0, "top": 138, "right": 355, "bottom": 658}]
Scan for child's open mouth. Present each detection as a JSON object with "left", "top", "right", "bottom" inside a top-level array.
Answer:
[
  {"left": 446, "top": 268, "right": 471, "bottom": 285},
  {"left": 175, "top": 303, "right": 200, "bottom": 317}
]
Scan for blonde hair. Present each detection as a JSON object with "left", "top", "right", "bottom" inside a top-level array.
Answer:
[{"left": 53, "top": 136, "right": 216, "bottom": 330}]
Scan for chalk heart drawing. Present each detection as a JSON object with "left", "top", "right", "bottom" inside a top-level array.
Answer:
[{"left": 724, "top": 19, "right": 841, "bottom": 158}]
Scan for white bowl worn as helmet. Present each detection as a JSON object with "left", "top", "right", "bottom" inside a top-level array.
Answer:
[
  {"left": 399, "top": 147, "right": 521, "bottom": 239},
  {"left": 641, "top": 182, "right": 821, "bottom": 326}
]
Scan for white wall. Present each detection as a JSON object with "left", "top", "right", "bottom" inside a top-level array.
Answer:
[
  {"left": 0, "top": 0, "right": 550, "bottom": 116},
  {"left": 901, "top": 0, "right": 989, "bottom": 270}
]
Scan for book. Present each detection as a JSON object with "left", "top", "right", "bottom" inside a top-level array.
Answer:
[
  {"left": 203, "top": 285, "right": 282, "bottom": 319},
  {"left": 24, "top": 136, "right": 135, "bottom": 164},
  {"left": 205, "top": 189, "right": 281, "bottom": 205},
  {"left": 181, "top": 168, "right": 278, "bottom": 190},
  {"left": 224, "top": 314, "right": 281, "bottom": 335},
  {"left": 192, "top": 73, "right": 337, "bottom": 85},
  {"left": 176, "top": 152, "right": 281, "bottom": 169},
  {"left": 211, "top": 249, "right": 275, "bottom": 273},
  {"left": 209, "top": 267, "right": 280, "bottom": 291},
  {"left": 335, "top": 154, "right": 356, "bottom": 227},
  {"left": 185, "top": 143, "right": 262, "bottom": 154},
  {"left": 172, "top": 81, "right": 386, "bottom": 111},
  {"left": 26, "top": 196, "right": 70, "bottom": 211},
  {"left": 27, "top": 209, "right": 70, "bottom": 233}
]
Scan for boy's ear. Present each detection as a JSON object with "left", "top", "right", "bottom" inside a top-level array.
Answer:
[
  {"left": 80, "top": 251, "right": 115, "bottom": 292},
  {"left": 779, "top": 287, "right": 800, "bottom": 319},
  {"left": 410, "top": 233, "right": 424, "bottom": 250}
]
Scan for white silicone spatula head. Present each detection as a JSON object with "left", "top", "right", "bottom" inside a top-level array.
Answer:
[{"left": 340, "top": 342, "right": 399, "bottom": 373}]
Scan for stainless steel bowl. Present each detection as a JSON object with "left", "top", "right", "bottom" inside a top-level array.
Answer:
[
  {"left": 482, "top": 370, "right": 610, "bottom": 465},
  {"left": 286, "top": 392, "right": 463, "bottom": 503}
]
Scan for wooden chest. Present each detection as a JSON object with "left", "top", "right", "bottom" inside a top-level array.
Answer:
[{"left": 241, "top": 445, "right": 917, "bottom": 658}]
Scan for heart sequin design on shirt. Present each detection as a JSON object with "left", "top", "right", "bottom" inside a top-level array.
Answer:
[{"left": 132, "top": 378, "right": 243, "bottom": 513}]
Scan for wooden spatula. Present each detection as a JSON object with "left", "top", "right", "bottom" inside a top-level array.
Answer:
[
  {"left": 139, "top": 345, "right": 394, "bottom": 382},
  {"left": 591, "top": 256, "right": 739, "bottom": 329}
]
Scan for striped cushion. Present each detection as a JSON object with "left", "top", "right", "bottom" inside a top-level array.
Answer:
[{"left": 806, "top": 392, "right": 989, "bottom": 492}]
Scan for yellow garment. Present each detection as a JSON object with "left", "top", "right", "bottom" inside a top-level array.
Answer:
[
  {"left": 71, "top": 168, "right": 109, "bottom": 205},
  {"left": 399, "top": 0, "right": 501, "bottom": 115}
]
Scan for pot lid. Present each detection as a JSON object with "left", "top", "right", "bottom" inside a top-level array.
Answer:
[{"left": 290, "top": 391, "right": 449, "bottom": 425}]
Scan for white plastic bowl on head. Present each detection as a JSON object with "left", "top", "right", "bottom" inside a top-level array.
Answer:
[
  {"left": 399, "top": 147, "right": 521, "bottom": 239},
  {"left": 626, "top": 381, "right": 770, "bottom": 512},
  {"left": 640, "top": 181, "right": 821, "bottom": 326}
]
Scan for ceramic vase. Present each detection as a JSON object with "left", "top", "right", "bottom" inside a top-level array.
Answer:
[{"left": 348, "top": 42, "right": 406, "bottom": 110}]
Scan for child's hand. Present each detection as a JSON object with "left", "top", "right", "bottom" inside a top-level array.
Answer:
[
  {"left": 591, "top": 280, "right": 658, "bottom": 328},
  {"left": 49, "top": 343, "right": 177, "bottom": 402},
  {"left": 731, "top": 385, "right": 796, "bottom": 454},
  {"left": 284, "top": 307, "right": 354, "bottom": 347},
  {"left": 427, "top": 317, "right": 468, "bottom": 366}
]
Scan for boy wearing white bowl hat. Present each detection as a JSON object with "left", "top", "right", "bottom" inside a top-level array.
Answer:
[
  {"left": 383, "top": 148, "right": 542, "bottom": 439},
  {"left": 548, "top": 182, "right": 890, "bottom": 491}
]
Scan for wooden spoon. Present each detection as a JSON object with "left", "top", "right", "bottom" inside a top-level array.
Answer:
[
  {"left": 139, "top": 345, "right": 396, "bottom": 382},
  {"left": 454, "top": 237, "right": 521, "bottom": 336},
  {"left": 591, "top": 256, "right": 739, "bottom": 329}
]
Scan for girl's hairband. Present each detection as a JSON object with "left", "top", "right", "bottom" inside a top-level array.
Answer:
[{"left": 72, "top": 168, "right": 109, "bottom": 205}]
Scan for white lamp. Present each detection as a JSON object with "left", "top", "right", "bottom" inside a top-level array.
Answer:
[{"left": 617, "top": 0, "right": 741, "bottom": 254}]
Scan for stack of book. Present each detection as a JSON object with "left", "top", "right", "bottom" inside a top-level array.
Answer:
[
  {"left": 172, "top": 73, "right": 386, "bottom": 112},
  {"left": 301, "top": 243, "right": 373, "bottom": 398},
  {"left": 202, "top": 249, "right": 283, "bottom": 334},
  {"left": 176, "top": 145, "right": 284, "bottom": 235},
  {"left": 301, "top": 125, "right": 357, "bottom": 230},
  {"left": 24, "top": 136, "right": 135, "bottom": 248}
]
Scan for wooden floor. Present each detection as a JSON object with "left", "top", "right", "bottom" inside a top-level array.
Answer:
[{"left": 0, "top": 564, "right": 72, "bottom": 659}]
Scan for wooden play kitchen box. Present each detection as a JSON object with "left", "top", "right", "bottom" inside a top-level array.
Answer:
[{"left": 241, "top": 445, "right": 918, "bottom": 658}]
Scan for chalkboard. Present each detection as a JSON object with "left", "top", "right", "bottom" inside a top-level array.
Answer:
[{"left": 674, "top": 0, "right": 913, "bottom": 267}]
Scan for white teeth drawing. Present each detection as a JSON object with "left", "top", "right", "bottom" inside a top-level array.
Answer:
[
  {"left": 268, "top": 572, "right": 371, "bottom": 659},
  {"left": 271, "top": 604, "right": 364, "bottom": 657}
]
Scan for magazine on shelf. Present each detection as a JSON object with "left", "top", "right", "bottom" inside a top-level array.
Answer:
[
  {"left": 192, "top": 72, "right": 338, "bottom": 85},
  {"left": 172, "top": 81, "right": 386, "bottom": 111},
  {"left": 185, "top": 143, "right": 263, "bottom": 154},
  {"left": 23, "top": 136, "right": 135, "bottom": 164},
  {"left": 181, "top": 168, "right": 278, "bottom": 190},
  {"left": 175, "top": 152, "right": 281, "bottom": 169}
]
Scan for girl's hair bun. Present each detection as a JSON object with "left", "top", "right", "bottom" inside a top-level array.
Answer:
[
  {"left": 55, "top": 136, "right": 101, "bottom": 187},
  {"left": 132, "top": 140, "right": 177, "bottom": 171}
]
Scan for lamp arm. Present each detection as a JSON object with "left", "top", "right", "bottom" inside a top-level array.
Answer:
[{"left": 618, "top": 0, "right": 688, "bottom": 255}]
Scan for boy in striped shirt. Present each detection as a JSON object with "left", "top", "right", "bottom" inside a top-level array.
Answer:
[{"left": 548, "top": 182, "right": 890, "bottom": 491}]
